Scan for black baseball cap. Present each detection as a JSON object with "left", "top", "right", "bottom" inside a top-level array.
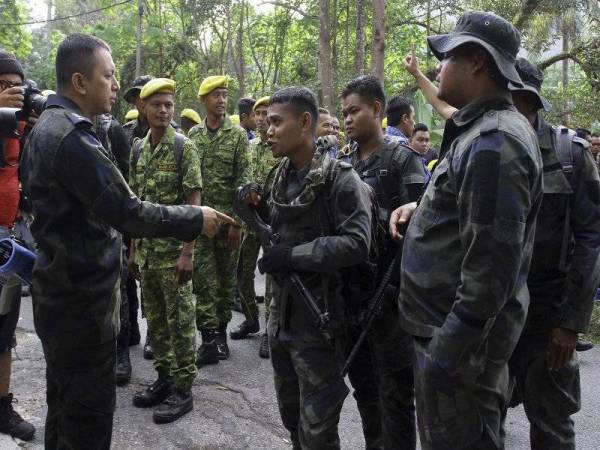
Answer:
[
  {"left": 510, "top": 57, "right": 552, "bottom": 112},
  {"left": 124, "top": 75, "right": 154, "bottom": 103},
  {"left": 427, "top": 11, "right": 523, "bottom": 87}
]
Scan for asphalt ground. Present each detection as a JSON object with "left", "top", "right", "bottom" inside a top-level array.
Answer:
[{"left": 3, "top": 277, "right": 600, "bottom": 449}]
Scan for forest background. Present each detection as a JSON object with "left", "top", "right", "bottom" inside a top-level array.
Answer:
[{"left": 1, "top": 0, "right": 599, "bottom": 138}]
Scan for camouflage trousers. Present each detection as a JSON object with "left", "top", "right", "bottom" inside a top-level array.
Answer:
[
  {"left": 141, "top": 267, "right": 197, "bottom": 391},
  {"left": 270, "top": 335, "right": 349, "bottom": 449},
  {"left": 507, "top": 334, "right": 580, "bottom": 450},
  {"left": 348, "top": 298, "right": 416, "bottom": 450},
  {"left": 413, "top": 296, "right": 525, "bottom": 450},
  {"left": 238, "top": 232, "right": 272, "bottom": 321},
  {"left": 194, "top": 227, "right": 237, "bottom": 330}
]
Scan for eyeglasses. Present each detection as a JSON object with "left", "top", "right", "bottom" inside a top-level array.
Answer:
[{"left": 0, "top": 80, "right": 23, "bottom": 91}]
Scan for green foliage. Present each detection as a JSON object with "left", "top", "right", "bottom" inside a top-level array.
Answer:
[{"left": 0, "top": 0, "right": 33, "bottom": 60}]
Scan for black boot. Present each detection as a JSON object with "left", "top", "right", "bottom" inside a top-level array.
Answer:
[
  {"left": 129, "top": 321, "right": 141, "bottom": 346},
  {"left": 259, "top": 333, "right": 270, "bottom": 359},
  {"left": 116, "top": 345, "right": 132, "bottom": 386},
  {"left": 132, "top": 374, "right": 174, "bottom": 408},
  {"left": 0, "top": 394, "right": 35, "bottom": 441},
  {"left": 143, "top": 334, "right": 154, "bottom": 360},
  {"left": 153, "top": 389, "right": 193, "bottom": 424},
  {"left": 576, "top": 337, "right": 594, "bottom": 352},
  {"left": 232, "top": 294, "right": 243, "bottom": 313},
  {"left": 229, "top": 316, "right": 259, "bottom": 340},
  {"left": 216, "top": 322, "right": 230, "bottom": 360},
  {"left": 196, "top": 329, "right": 219, "bottom": 368},
  {"left": 255, "top": 295, "right": 265, "bottom": 304}
]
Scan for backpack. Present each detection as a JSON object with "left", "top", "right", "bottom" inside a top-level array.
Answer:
[{"left": 131, "top": 132, "right": 186, "bottom": 188}]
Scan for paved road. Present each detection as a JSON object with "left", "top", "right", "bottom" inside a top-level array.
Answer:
[{"left": 3, "top": 282, "right": 600, "bottom": 449}]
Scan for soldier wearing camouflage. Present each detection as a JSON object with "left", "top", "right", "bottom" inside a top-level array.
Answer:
[
  {"left": 129, "top": 78, "right": 203, "bottom": 424},
  {"left": 340, "top": 75, "right": 426, "bottom": 449},
  {"left": 190, "top": 75, "right": 251, "bottom": 364},
  {"left": 507, "top": 57, "right": 600, "bottom": 450},
  {"left": 256, "top": 87, "right": 373, "bottom": 449},
  {"left": 397, "top": 13, "right": 544, "bottom": 449}
]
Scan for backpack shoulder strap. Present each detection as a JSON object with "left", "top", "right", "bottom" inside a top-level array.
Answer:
[
  {"left": 553, "top": 126, "right": 574, "bottom": 179},
  {"left": 130, "top": 137, "right": 144, "bottom": 172},
  {"left": 173, "top": 132, "right": 186, "bottom": 182}
]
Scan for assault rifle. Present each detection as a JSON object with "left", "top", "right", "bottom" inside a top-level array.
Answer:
[
  {"left": 340, "top": 245, "right": 402, "bottom": 376},
  {"left": 233, "top": 186, "right": 332, "bottom": 340}
]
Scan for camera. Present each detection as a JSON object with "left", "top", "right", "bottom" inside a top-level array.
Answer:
[{"left": 0, "top": 79, "right": 47, "bottom": 137}]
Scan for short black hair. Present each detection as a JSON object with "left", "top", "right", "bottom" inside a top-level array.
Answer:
[
  {"left": 576, "top": 128, "right": 591, "bottom": 139},
  {"left": 413, "top": 122, "right": 429, "bottom": 133},
  {"left": 340, "top": 74, "right": 386, "bottom": 112},
  {"left": 271, "top": 87, "right": 318, "bottom": 132},
  {"left": 237, "top": 97, "right": 256, "bottom": 117},
  {"left": 386, "top": 95, "right": 413, "bottom": 127},
  {"left": 318, "top": 107, "right": 330, "bottom": 115},
  {"left": 56, "top": 33, "right": 111, "bottom": 90}
]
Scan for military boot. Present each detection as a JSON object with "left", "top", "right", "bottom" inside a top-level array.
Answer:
[
  {"left": 143, "top": 334, "right": 154, "bottom": 360},
  {"left": 255, "top": 295, "right": 265, "bottom": 304},
  {"left": 216, "top": 322, "right": 230, "bottom": 360},
  {"left": 115, "top": 345, "right": 132, "bottom": 386},
  {"left": 229, "top": 316, "right": 259, "bottom": 340},
  {"left": 196, "top": 329, "right": 219, "bottom": 367},
  {"left": 258, "top": 333, "right": 270, "bottom": 359},
  {"left": 0, "top": 394, "right": 35, "bottom": 441},
  {"left": 152, "top": 389, "right": 193, "bottom": 424},
  {"left": 132, "top": 374, "right": 174, "bottom": 407},
  {"left": 576, "top": 336, "right": 594, "bottom": 352}
]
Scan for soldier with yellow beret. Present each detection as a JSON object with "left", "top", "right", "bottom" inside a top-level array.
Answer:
[
  {"left": 190, "top": 75, "right": 250, "bottom": 367},
  {"left": 125, "top": 109, "right": 138, "bottom": 121},
  {"left": 129, "top": 77, "right": 204, "bottom": 424},
  {"left": 180, "top": 108, "right": 202, "bottom": 136}
]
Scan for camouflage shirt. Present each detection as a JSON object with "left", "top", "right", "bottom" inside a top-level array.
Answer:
[
  {"left": 525, "top": 117, "right": 600, "bottom": 335},
  {"left": 400, "top": 93, "right": 543, "bottom": 370},
  {"left": 248, "top": 136, "right": 279, "bottom": 186},
  {"left": 20, "top": 95, "right": 205, "bottom": 349},
  {"left": 189, "top": 116, "right": 250, "bottom": 223},
  {"left": 130, "top": 126, "right": 202, "bottom": 269}
]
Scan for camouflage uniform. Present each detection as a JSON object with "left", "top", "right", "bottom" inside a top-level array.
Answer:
[
  {"left": 508, "top": 118, "right": 600, "bottom": 449},
  {"left": 341, "top": 136, "right": 426, "bottom": 449},
  {"left": 130, "top": 126, "right": 202, "bottom": 391},
  {"left": 265, "top": 147, "right": 372, "bottom": 449},
  {"left": 189, "top": 116, "right": 250, "bottom": 330},
  {"left": 238, "top": 136, "right": 279, "bottom": 321},
  {"left": 400, "top": 93, "right": 543, "bottom": 449},
  {"left": 20, "top": 95, "right": 205, "bottom": 450},
  {"left": 122, "top": 118, "right": 149, "bottom": 148}
]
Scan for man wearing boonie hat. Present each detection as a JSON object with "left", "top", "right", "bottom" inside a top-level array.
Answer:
[
  {"left": 389, "top": 11, "right": 544, "bottom": 449},
  {"left": 229, "top": 95, "right": 278, "bottom": 359},
  {"left": 180, "top": 108, "right": 202, "bottom": 136},
  {"left": 190, "top": 75, "right": 250, "bottom": 367},
  {"left": 128, "top": 77, "right": 203, "bottom": 424},
  {"left": 506, "top": 57, "right": 600, "bottom": 450},
  {"left": 122, "top": 75, "right": 154, "bottom": 145}
]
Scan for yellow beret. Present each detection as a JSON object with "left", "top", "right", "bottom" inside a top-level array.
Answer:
[
  {"left": 41, "top": 89, "right": 56, "bottom": 97},
  {"left": 125, "top": 109, "right": 139, "bottom": 121},
  {"left": 197, "top": 75, "right": 229, "bottom": 97},
  {"left": 229, "top": 114, "right": 240, "bottom": 125},
  {"left": 140, "top": 78, "right": 175, "bottom": 99},
  {"left": 253, "top": 96, "right": 271, "bottom": 111},
  {"left": 180, "top": 108, "right": 202, "bottom": 124},
  {"left": 382, "top": 117, "right": 388, "bottom": 128}
]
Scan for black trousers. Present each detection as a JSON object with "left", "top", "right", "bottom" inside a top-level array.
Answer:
[{"left": 42, "top": 339, "right": 116, "bottom": 450}]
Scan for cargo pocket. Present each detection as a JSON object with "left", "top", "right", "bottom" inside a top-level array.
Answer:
[{"left": 416, "top": 349, "right": 484, "bottom": 449}]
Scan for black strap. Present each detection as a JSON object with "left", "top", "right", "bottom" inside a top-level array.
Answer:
[
  {"left": 553, "top": 126, "right": 575, "bottom": 272},
  {"left": 173, "top": 132, "right": 185, "bottom": 187}
]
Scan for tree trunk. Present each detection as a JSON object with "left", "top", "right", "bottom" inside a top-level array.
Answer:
[
  {"left": 135, "top": 0, "right": 143, "bottom": 77},
  {"left": 319, "top": 0, "right": 334, "bottom": 111},
  {"left": 355, "top": 0, "right": 365, "bottom": 75},
  {"left": 371, "top": 0, "right": 385, "bottom": 82},
  {"left": 561, "top": 17, "right": 569, "bottom": 89},
  {"left": 236, "top": 0, "right": 245, "bottom": 96}
]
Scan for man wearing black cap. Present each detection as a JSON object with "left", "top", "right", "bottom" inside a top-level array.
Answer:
[
  {"left": 123, "top": 74, "right": 154, "bottom": 360},
  {"left": 389, "top": 12, "right": 543, "bottom": 449},
  {"left": 0, "top": 49, "right": 36, "bottom": 442},
  {"left": 507, "top": 58, "right": 600, "bottom": 450}
]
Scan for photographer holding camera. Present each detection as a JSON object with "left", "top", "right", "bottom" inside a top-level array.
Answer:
[{"left": 0, "top": 49, "right": 36, "bottom": 442}]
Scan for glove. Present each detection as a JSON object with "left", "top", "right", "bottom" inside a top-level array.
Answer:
[{"left": 258, "top": 244, "right": 293, "bottom": 274}]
